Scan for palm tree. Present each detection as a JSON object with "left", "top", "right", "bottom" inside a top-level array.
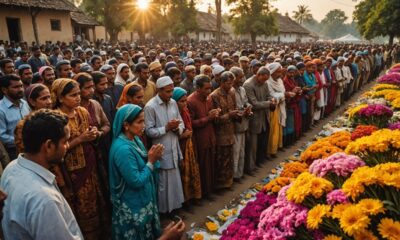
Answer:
[{"left": 292, "top": 5, "right": 313, "bottom": 25}]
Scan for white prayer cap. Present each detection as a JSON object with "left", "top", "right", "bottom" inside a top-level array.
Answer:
[
  {"left": 222, "top": 52, "right": 230, "bottom": 57},
  {"left": 212, "top": 65, "right": 225, "bottom": 76},
  {"left": 211, "top": 58, "right": 220, "bottom": 66},
  {"left": 156, "top": 76, "right": 174, "bottom": 88},
  {"left": 187, "top": 51, "right": 193, "bottom": 58},
  {"left": 266, "top": 62, "right": 282, "bottom": 75}
]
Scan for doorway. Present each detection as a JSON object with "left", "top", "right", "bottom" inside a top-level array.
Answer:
[{"left": 6, "top": 18, "right": 22, "bottom": 42}]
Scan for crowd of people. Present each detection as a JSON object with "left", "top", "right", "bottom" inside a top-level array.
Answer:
[{"left": 0, "top": 39, "right": 396, "bottom": 239}]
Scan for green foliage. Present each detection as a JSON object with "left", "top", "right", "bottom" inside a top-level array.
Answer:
[
  {"left": 292, "top": 5, "right": 313, "bottom": 25},
  {"left": 354, "top": 0, "right": 400, "bottom": 45},
  {"left": 320, "top": 9, "right": 348, "bottom": 39},
  {"left": 167, "top": 0, "right": 198, "bottom": 38},
  {"left": 226, "top": 0, "right": 278, "bottom": 44}
]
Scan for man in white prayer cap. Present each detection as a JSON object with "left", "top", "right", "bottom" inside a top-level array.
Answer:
[{"left": 144, "top": 76, "right": 185, "bottom": 215}]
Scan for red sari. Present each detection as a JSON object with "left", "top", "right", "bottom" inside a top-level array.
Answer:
[
  {"left": 283, "top": 76, "right": 302, "bottom": 138},
  {"left": 179, "top": 108, "right": 202, "bottom": 201}
]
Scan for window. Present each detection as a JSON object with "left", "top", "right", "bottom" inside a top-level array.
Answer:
[{"left": 50, "top": 19, "right": 61, "bottom": 31}]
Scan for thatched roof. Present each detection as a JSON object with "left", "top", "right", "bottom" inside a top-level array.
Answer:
[
  {"left": 196, "top": 11, "right": 229, "bottom": 33},
  {"left": 71, "top": 11, "right": 99, "bottom": 26},
  {"left": 0, "top": 0, "right": 77, "bottom": 12},
  {"left": 275, "top": 14, "right": 311, "bottom": 35}
]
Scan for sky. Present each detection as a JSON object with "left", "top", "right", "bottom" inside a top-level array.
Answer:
[{"left": 198, "top": 0, "right": 357, "bottom": 22}]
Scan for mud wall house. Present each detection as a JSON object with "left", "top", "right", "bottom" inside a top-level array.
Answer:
[
  {"left": 0, "top": 0, "right": 98, "bottom": 44},
  {"left": 188, "top": 11, "right": 231, "bottom": 41},
  {"left": 230, "top": 13, "right": 318, "bottom": 43}
]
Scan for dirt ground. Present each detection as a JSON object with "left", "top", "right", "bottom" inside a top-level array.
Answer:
[{"left": 163, "top": 81, "right": 374, "bottom": 239}]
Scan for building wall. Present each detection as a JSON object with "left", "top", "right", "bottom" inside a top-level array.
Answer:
[
  {"left": 0, "top": 7, "right": 73, "bottom": 44},
  {"left": 231, "top": 32, "right": 314, "bottom": 43}
]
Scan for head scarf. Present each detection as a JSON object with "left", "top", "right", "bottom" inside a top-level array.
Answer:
[
  {"left": 117, "top": 82, "right": 141, "bottom": 108},
  {"left": 149, "top": 61, "right": 162, "bottom": 71},
  {"left": 172, "top": 87, "right": 187, "bottom": 102},
  {"left": 266, "top": 62, "right": 282, "bottom": 75},
  {"left": 112, "top": 104, "right": 147, "bottom": 158},
  {"left": 115, "top": 63, "right": 134, "bottom": 86},
  {"left": 51, "top": 78, "right": 76, "bottom": 108},
  {"left": 39, "top": 66, "right": 53, "bottom": 77},
  {"left": 24, "top": 83, "right": 47, "bottom": 105}
]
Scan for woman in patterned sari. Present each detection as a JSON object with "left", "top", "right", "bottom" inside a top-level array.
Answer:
[
  {"left": 172, "top": 87, "right": 202, "bottom": 205},
  {"left": 51, "top": 78, "right": 109, "bottom": 240},
  {"left": 109, "top": 104, "right": 164, "bottom": 239}
]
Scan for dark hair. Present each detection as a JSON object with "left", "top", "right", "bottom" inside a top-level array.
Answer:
[
  {"left": 91, "top": 71, "right": 107, "bottom": 85},
  {"left": 90, "top": 55, "right": 101, "bottom": 65},
  {"left": 135, "top": 62, "right": 149, "bottom": 73},
  {"left": 0, "top": 58, "right": 13, "bottom": 70},
  {"left": 73, "top": 72, "right": 93, "bottom": 88},
  {"left": 194, "top": 74, "right": 211, "bottom": 89},
  {"left": 19, "top": 51, "right": 27, "bottom": 57},
  {"left": 70, "top": 59, "right": 82, "bottom": 68},
  {"left": 31, "top": 46, "right": 40, "bottom": 52},
  {"left": 0, "top": 74, "right": 21, "bottom": 88},
  {"left": 18, "top": 65, "right": 31, "bottom": 76},
  {"left": 22, "top": 109, "right": 69, "bottom": 153},
  {"left": 32, "top": 72, "right": 42, "bottom": 84},
  {"left": 63, "top": 49, "right": 72, "bottom": 55},
  {"left": 127, "top": 84, "right": 143, "bottom": 97},
  {"left": 166, "top": 67, "right": 181, "bottom": 78}
]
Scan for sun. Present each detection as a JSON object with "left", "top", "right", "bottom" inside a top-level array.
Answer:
[{"left": 137, "top": 0, "right": 149, "bottom": 10}]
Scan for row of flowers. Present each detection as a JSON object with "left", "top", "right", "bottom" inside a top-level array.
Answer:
[{"left": 190, "top": 65, "right": 400, "bottom": 240}]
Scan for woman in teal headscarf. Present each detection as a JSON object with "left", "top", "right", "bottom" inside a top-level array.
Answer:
[{"left": 109, "top": 104, "right": 164, "bottom": 240}]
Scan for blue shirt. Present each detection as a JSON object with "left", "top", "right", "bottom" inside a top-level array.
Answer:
[
  {"left": 1, "top": 155, "right": 83, "bottom": 240},
  {"left": 15, "top": 59, "right": 28, "bottom": 69},
  {"left": 0, "top": 97, "right": 30, "bottom": 148}
]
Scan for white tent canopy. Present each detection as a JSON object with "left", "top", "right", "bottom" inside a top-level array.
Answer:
[{"left": 333, "top": 34, "right": 363, "bottom": 43}]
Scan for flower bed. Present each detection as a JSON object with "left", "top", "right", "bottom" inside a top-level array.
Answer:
[{"left": 188, "top": 66, "right": 400, "bottom": 240}]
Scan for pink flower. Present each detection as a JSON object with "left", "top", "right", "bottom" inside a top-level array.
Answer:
[
  {"left": 327, "top": 189, "right": 349, "bottom": 205},
  {"left": 309, "top": 153, "right": 365, "bottom": 178},
  {"left": 378, "top": 73, "right": 400, "bottom": 85}
]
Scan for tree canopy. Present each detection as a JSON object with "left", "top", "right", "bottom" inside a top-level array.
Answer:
[
  {"left": 320, "top": 9, "right": 348, "bottom": 39},
  {"left": 292, "top": 5, "right": 313, "bottom": 25},
  {"left": 226, "top": 0, "right": 278, "bottom": 46},
  {"left": 353, "top": 0, "right": 400, "bottom": 46}
]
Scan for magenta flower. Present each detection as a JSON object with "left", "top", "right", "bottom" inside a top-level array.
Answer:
[
  {"left": 357, "top": 104, "right": 393, "bottom": 118},
  {"left": 389, "top": 122, "right": 400, "bottom": 130},
  {"left": 378, "top": 72, "right": 400, "bottom": 85}
]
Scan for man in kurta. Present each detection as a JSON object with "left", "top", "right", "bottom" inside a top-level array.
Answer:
[
  {"left": 133, "top": 63, "right": 157, "bottom": 105},
  {"left": 266, "top": 63, "right": 286, "bottom": 158},
  {"left": 187, "top": 74, "right": 219, "bottom": 199},
  {"left": 231, "top": 67, "right": 252, "bottom": 181},
  {"left": 144, "top": 76, "right": 185, "bottom": 214},
  {"left": 210, "top": 71, "right": 239, "bottom": 189},
  {"left": 243, "top": 67, "right": 276, "bottom": 173}
]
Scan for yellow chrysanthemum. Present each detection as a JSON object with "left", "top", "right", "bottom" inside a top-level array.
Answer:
[
  {"left": 378, "top": 218, "right": 400, "bottom": 240},
  {"left": 332, "top": 203, "right": 352, "bottom": 219},
  {"left": 340, "top": 205, "right": 371, "bottom": 236},
  {"left": 193, "top": 233, "right": 204, "bottom": 240},
  {"left": 286, "top": 172, "right": 333, "bottom": 204},
  {"left": 354, "top": 229, "right": 378, "bottom": 240},
  {"left": 323, "top": 235, "right": 342, "bottom": 240},
  {"left": 357, "top": 199, "right": 385, "bottom": 215},
  {"left": 348, "top": 104, "right": 368, "bottom": 119},
  {"left": 205, "top": 222, "right": 218, "bottom": 232},
  {"left": 307, "top": 204, "right": 331, "bottom": 230}
]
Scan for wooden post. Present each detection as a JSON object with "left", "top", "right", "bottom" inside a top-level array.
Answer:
[{"left": 29, "top": 7, "right": 40, "bottom": 45}]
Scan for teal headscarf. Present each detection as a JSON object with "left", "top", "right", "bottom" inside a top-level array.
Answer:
[
  {"left": 172, "top": 87, "right": 187, "bottom": 102},
  {"left": 112, "top": 104, "right": 147, "bottom": 158}
]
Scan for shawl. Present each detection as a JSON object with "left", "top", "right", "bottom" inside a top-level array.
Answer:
[
  {"left": 115, "top": 63, "right": 134, "bottom": 86},
  {"left": 267, "top": 77, "right": 287, "bottom": 127}
]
